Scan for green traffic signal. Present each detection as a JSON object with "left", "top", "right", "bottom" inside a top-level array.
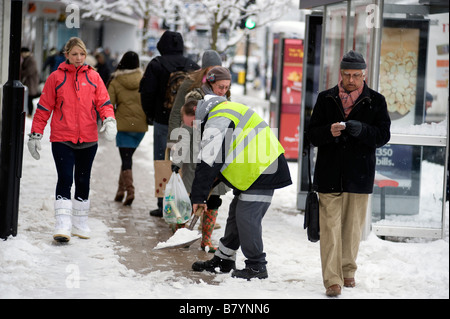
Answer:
[{"left": 245, "top": 17, "right": 256, "bottom": 29}]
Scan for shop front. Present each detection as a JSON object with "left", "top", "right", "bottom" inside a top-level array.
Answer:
[
  {"left": 298, "top": 0, "right": 449, "bottom": 239},
  {"left": 20, "top": 0, "right": 140, "bottom": 75}
]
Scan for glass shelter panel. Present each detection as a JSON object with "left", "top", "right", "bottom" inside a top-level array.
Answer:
[
  {"left": 298, "top": 14, "right": 323, "bottom": 200},
  {"left": 349, "top": 0, "right": 379, "bottom": 87},
  {"left": 371, "top": 3, "right": 448, "bottom": 238},
  {"left": 372, "top": 138, "right": 447, "bottom": 238},
  {"left": 322, "top": 3, "right": 348, "bottom": 90}
]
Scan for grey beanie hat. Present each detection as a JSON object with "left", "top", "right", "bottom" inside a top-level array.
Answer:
[
  {"left": 340, "top": 50, "right": 366, "bottom": 69},
  {"left": 206, "top": 66, "right": 231, "bottom": 82},
  {"left": 201, "top": 50, "right": 222, "bottom": 68}
]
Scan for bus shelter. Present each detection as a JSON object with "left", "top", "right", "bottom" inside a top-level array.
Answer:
[{"left": 297, "top": 0, "right": 449, "bottom": 239}]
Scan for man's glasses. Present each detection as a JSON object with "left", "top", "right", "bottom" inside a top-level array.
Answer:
[{"left": 342, "top": 72, "right": 363, "bottom": 80}]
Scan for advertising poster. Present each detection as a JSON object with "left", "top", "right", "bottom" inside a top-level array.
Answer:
[
  {"left": 279, "top": 38, "right": 303, "bottom": 160},
  {"left": 379, "top": 27, "right": 421, "bottom": 123},
  {"left": 375, "top": 19, "right": 429, "bottom": 215},
  {"left": 377, "top": 25, "right": 420, "bottom": 185}
]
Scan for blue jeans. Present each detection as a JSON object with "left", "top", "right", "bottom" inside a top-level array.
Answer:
[
  {"left": 51, "top": 142, "right": 98, "bottom": 201},
  {"left": 153, "top": 122, "right": 168, "bottom": 160}
]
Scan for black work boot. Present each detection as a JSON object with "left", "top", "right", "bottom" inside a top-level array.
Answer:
[
  {"left": 192, "top": 256, "right": 236, "bottom": 273},
  {"left": 231, "top": 264, "right": 268, "bottom": 280}
]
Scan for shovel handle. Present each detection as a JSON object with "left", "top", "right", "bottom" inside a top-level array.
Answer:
[
  {"left": 194, "top": 206, "right": 204, "bottom": 217},
  {"left": 188, "top": 187, "right": 214, "bottom": 230},
  {"left": 188, "top": 207, "right": 204, "bottom": 230}
]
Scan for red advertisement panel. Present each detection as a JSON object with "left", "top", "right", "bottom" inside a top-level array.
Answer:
[
  {"left": 279, "top": 113, "right": 300, "bottom": 159},
  {"left": 280, "top": 39, "right": 303, "bottom": 159}
]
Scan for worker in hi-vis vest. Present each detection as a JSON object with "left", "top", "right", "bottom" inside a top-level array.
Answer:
[{"left": 187, "top": 95, "right": 292, "bottom": 280}]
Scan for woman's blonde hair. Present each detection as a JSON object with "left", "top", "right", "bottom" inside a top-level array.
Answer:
[
  {"left": 187, "top": 68, "right": 210, "bottom": 91},
  {"left": 64, "top": 37, "right": 87, "bottom": 55}
]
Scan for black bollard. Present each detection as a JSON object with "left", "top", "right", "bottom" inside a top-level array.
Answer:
[{"left": 0, "top": 0, "right": 25, "bottom": 239}]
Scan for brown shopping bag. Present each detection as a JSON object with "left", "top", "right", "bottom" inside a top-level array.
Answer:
[{"left": 154, "top": 148, "right": 172, "bottom": 197}]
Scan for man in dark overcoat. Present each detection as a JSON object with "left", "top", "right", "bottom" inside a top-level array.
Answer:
[{"left": 308, "top": 50, "right": 391, "bottom": 297}]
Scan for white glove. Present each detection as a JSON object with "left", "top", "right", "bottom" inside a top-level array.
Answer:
[
  {"left": 100, "top": 117, "right": 117, "bottom": 141},
  {"left": 27, "top": 132, "right": 43, "bottom": 160}
]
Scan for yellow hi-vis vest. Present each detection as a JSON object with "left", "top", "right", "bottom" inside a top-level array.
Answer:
[{"left": 208, "top": 101, "right": 285, "bottom": 191}]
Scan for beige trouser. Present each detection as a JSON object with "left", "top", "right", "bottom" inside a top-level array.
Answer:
[{"left": 318, "top": 192, "right": 369, "bottom": 288}]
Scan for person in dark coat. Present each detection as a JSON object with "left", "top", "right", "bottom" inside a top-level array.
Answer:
[
  {"left": 307, "top": 50, "right": 391, "bottom": 297},
  {"left": 42, "top": 47, "right": 65, "bottom": 75},
  {"left": 95, "top": 52, "right": 112, "bottom": 85},
  {"left": 139, "top": 30, "right": 199, "bottom": 217}
]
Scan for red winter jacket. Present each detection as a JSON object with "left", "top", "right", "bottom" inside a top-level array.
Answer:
[{"left": 31, "top": 61, "right": 114, "bottom": 143}]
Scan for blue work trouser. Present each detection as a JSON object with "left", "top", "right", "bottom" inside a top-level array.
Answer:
[{"left": 216, "top": 188, "right": 274, "bottom": 267}]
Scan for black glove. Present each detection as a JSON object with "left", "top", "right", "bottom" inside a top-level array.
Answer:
[
  {"left": 171, "top": 164, "right": 180, "bottom": 173},
  {"left": 345, "top": 120, "right": 362, "bottom": 137},
  {"left": 206, "top": 195, "right": 222, "bottom": 210}
]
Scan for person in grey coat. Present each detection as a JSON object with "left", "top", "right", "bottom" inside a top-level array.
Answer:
[{"left": 170, "top": 66, "right": 232, "bottom": 252}]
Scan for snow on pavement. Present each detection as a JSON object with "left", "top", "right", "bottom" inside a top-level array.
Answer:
[{"left": 1, "top": 93, "right": 448, "bottom": 300}]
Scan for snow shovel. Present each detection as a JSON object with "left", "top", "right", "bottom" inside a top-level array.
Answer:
[
  {"left": 186, "top": 185, "right": 217, "bottom": 232},
  {"left": 153, "top": 206, "right": 204, "bottom": 250},
  {"left": 154, "top": 187, "right": 215, "bottom": 250}
]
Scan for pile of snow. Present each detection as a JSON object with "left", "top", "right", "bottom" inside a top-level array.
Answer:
[
  {"left": 390, "top": 118, "right": 447, "bottom": 136},
  {"left": 154, "top": 228, "right": 201, "bottom": 250}
]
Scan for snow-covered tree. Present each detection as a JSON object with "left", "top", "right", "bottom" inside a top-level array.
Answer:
[{"left": 64, "top": 0, "right": 290, "bottom": 54}]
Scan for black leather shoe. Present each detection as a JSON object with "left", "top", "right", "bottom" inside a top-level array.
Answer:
[
  {"left": 149, "top": 208, "right": 162, "bottom": 217},
  {"left": 192, "top": 256, "right": 236, "bottom": 273}
]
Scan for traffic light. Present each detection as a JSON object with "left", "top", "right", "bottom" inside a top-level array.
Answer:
[
  {"left": 244, "top": 16, "right": 256, "bottom": 29},
  {"left": 239, "top": 0, "right": 256, "bottom": 29}
]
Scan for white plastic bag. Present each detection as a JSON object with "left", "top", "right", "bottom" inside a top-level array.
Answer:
[{"left": 163, "top": 172, "right": 191, "bottom": 224}]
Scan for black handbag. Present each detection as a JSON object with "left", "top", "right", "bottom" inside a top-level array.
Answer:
[{"left": 303, "top": 144, "right": 320, "bottom": 242}]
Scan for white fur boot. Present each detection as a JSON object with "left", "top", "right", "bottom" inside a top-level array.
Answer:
[
  {"left": 54, "top": 198, "right": 72, "bottom": 242},
  {"left": 72, "top": 199, "right": 91, "bottom": 239}
]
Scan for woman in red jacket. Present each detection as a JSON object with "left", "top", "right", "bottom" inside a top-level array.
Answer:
[{"left": 27, "top": 37, "right": 117, "bottom": 243}]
